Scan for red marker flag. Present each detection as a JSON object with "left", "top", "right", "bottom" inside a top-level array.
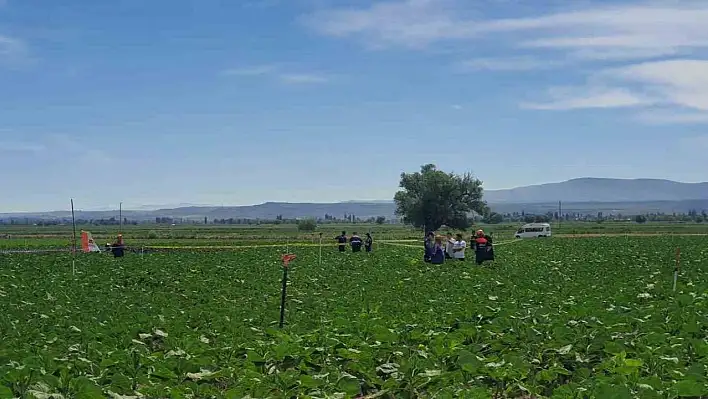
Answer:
[{"left": 282, "top": 254, "right": 297, "bottom": 267}]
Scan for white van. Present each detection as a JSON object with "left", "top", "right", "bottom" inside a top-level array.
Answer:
[{"left": 515, "top": 223, "right": 552, "bottom": 239}]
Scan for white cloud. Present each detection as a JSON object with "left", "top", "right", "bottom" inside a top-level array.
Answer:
[
  {"left": 0, "top": 141, "right": 45, "bottom": 153},
  {"left": 278, "top": 73, "right": 329, "bottom": 84},
  {"left": 606, "top": 60, "right": 708, "bottom": 111},
  {"left": 567, "top": 48, "right": 681, "bottom": 62},
  {"left": 457, "top": 56, "right": 563, "bottom": 71},
  {"left": 44, "top": 134, "right": 113, "bottom": 164},
  {"left": 0, "top": 134, "right": 111, "bottom": 164},
  {"left": 303, "top": 1, "right": 708, "bottom": 123},
  {"left": 301, "top": 0, "right": 475, "bottom": 49},
  {"left": 241, "top": 0, "right": 280, "bottom": 8},
  {"left": 221, "top": 65, "right": 277, "bottom": 76},
  {"left": 522, "top": 87, "right": 655, "bottom": 110},
  {"left": 533, "top": 60, "right": 708, "bottom": 112},
  {"left": 304, "top": 1, "right": 708, "bottom": 57},
  {"left": 222, "top": 64, "right": 330, "bottom": 85},
  {"left": 0, "top": 35, "right": 26, "bottom": 61},
  {"left": 634, "top": 111, "right": 708, "bottom": 125}
]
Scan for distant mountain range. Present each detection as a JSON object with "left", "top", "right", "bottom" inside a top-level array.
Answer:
[
  {"left": 484, "top": 178, "right": 708, "bottom": 203},
  {"left": 2, "top": 178, "right": 708, "bottom": 221}
]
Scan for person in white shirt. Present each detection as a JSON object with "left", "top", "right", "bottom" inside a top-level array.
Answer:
[{"left": 452, "top": 233, "right": 466, "bottom": 261}]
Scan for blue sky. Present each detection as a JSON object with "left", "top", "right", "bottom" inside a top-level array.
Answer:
[{"left": 1, "top": 0, "right": 707, "bottom": 212}]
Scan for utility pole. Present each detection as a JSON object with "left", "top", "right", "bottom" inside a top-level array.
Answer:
[{"left": 558, "top": 201, "right": 562, "bottom": 232}]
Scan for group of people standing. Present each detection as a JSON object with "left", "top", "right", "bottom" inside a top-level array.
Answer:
[
  {"left": 335, "top": 231, "right": 373, "bottom": 253},
  {"left": 424, "top": 230, "right": 494, "bottom": 265}
]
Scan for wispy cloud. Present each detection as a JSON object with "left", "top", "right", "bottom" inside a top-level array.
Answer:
[
  {"left": 278, "top": 73, "right": 329, "bottom": 84},
  {"left": 457, "top": 56, "right": 564, "bottom": 72},
  {"left": 221, "top": 65, "right": 277, "bottom": 76},
  {"left": 530, "top": 60, "right": 708, "bottom": 112},
  {"left": 634, "top": 111, "right": 708, "bottom": 125},
  {"left": 0, "top": 35, "right": 26, "bottom": 63},
  {"left": 303, "top": 0, "right": 708, "bottom": 124},
  {"left": 302, "top": 0, "right": 474, "bottom": 49},
  {"left": 0, "top": 141, "right": 45, "bottom": 153},
  {"left": 222, "top": 64, "right": 331, "bottom": 85},
  {"left": 521, "top": 87, "right": 655, "bottom": 110},
  {"left": 241, "top": 0, "right": 280, "bottom": 8},
  {"left": 40, "top": 133, "right": 113, "bottom": 164}
]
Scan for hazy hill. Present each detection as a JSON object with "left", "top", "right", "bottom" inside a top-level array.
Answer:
[
  {"left": 2, "top": 178, "right": 708, "bottom": 221},
  {"left": 485, "top": 178, "right": 708, "bottom": 203}
]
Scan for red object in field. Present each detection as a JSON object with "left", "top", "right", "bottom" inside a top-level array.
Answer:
[{"left": 282, "top": 254, "right": 297, "bottom": 267}]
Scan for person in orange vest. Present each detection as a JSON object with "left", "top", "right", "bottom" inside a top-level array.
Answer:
[{"left": 473, "top": 229, "right": 494, "bottom": 265}]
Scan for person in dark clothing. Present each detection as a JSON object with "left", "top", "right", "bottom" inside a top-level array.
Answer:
[
  {"left": 350, "top": 232, "right": 363, "bottom": 252},
  {"left": 473, "top": 229, "right": 494, "bottom": 265},
  {"left": 423, "top": 231, "right": 435, "bottom": 262},
  {"left": 364, "top": 233, "right": 373, "bottom": 252},
  {"left": 109, "top": 234, "right": 125, "bottom": 258},
  {"left": 430, "top": 236, "right": 445, "bottom": 265},
  {"left": 335, "top": 231, "right": 347, "bottom": 252}
]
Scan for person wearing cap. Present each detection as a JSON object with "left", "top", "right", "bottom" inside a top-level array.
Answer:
[{"left": 473, "top": 229, "right": 494, "bottom": 265}]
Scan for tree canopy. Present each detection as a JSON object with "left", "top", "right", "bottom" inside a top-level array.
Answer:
[
  {"left": 393, "top": 164, "right": 488, "bottom": 231},
  {"left": 297, "top": 218, "right": 317, "bottom": 232}
]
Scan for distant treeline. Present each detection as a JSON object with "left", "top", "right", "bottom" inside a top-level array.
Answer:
[
  {"left": 2, "top": 210, "right": 707, "bottom": 226},
  {"left": 489, "top": 209, "right": 708, "bottom": 224},
  {"left": 0, "top": 214, "right": 392, "bottom": 226}
]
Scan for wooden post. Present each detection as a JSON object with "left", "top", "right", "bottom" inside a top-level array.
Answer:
[
  {"left": 673, "top": 247, "right": 681, "bottom": 292},
  {"left": 279, "top": 266, "right": 289, "bottom": 328},
  {"left": 71, "top": 199, "right": 77, "bottom": 275},
  {"left": 318, "top": 232, "right": 323, "bottom": 267},
  {"left": 279, "top": 254, "right": 296, "bottom": 328}
]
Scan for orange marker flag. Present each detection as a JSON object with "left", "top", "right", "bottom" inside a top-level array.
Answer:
[{"left": 282, "top": 254, "right": 297, "bottom": 267}]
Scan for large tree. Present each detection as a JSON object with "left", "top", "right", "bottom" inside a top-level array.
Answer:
[{"left": 394, "top": 164, "right": 488, "bottom": 231}]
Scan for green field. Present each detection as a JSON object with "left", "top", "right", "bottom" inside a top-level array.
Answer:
[
  {"left": 1, "top": 226, "right": 708, "bottom": 398},
  {"left": 2, "top": 221, "right": 708, "bottom": 250}
]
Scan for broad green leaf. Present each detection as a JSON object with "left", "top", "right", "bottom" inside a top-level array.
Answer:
[
  {"left": 675, "top": 380, "right": 706, "bottom": 397},
  {"left": 0, "top": 385, "right": 13, "bottom": 399}
]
